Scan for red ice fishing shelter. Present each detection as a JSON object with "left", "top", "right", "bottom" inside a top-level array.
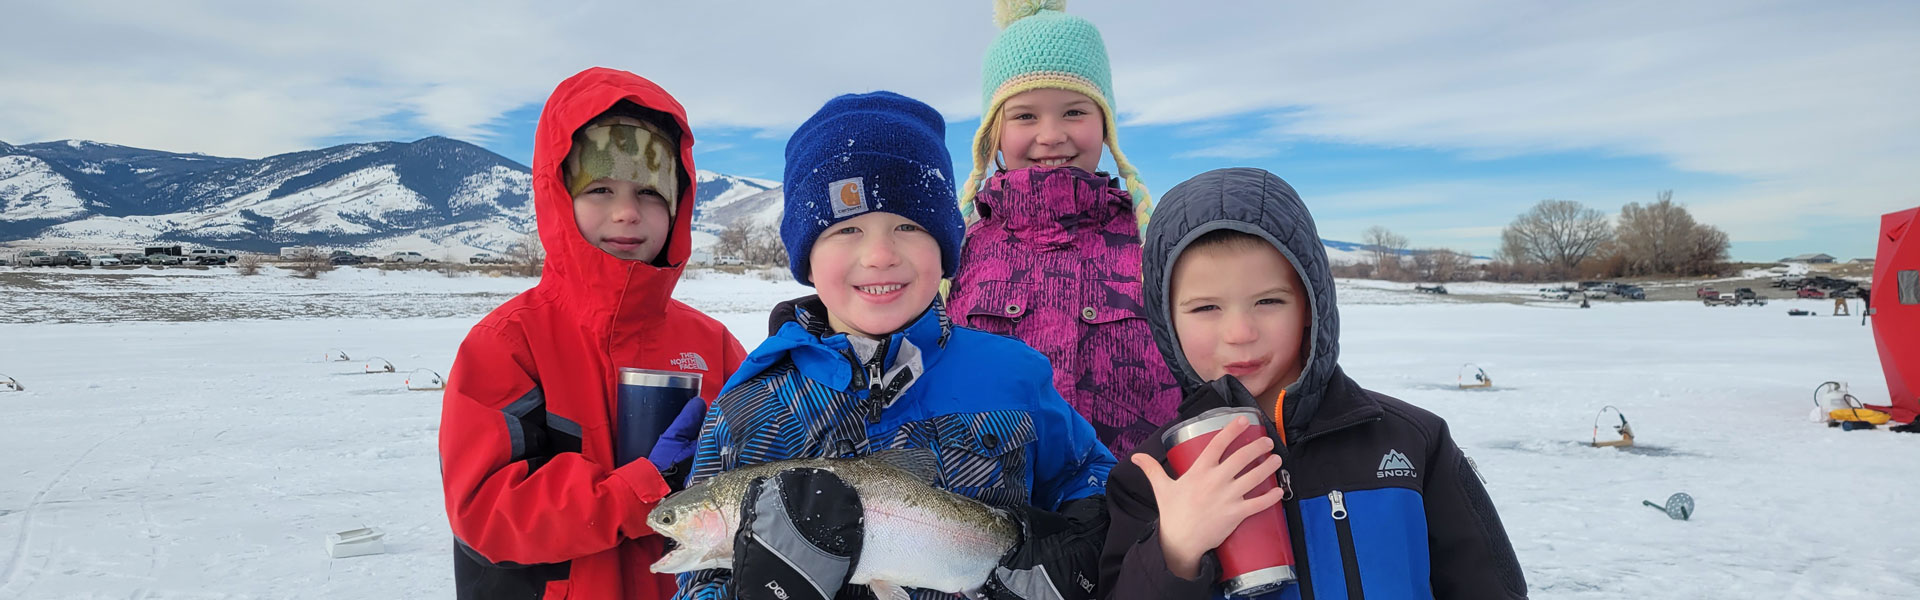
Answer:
[{"left": 1867, "top": 206, "right": 1920, "bottom": 423}]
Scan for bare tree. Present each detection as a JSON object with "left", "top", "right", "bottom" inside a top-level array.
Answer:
[
  {"left": 1615, "top": 190, "right": 1693, "bottom": 275},
  {"left": 1425, "top": 249, "right": 1474, "bottom": 282},
  {"left": 1681, "top": 224, "right": 1731, "bottom": 276},
  {"left": 1500, "top": 199, "right": 1614, "bottom": 273},
  {"left": 439, "top": 251, "right": 461, "bottom": 278},
  {"left": 234, "top": 253, "right": 264, "bottom": 276},
  {"left": 715, "top": 222, "right": 752, "bottom": 263},
  {"left": 748, "top": 224, "right": 789, "bottom": 268},
  {"left": 1615, "top": 190, "right": 1730, "bottom": 276},
  {"left": 1362, "top": 226, "right": 1409, "bottom": 280},
  {"left": 505, "top": 230, "right": 545, "bottom": 277},
  {"left": 289, "top": 248, "right": 333, "bottom": 279}
]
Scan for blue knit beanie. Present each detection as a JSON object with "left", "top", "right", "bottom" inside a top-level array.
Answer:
[{"left": 782, "top": 91, "right": 964, "bottom": 286}]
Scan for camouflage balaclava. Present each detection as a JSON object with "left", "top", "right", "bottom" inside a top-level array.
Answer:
[{"left": 564, "top": 114, "right": 681, "bottom": 216}]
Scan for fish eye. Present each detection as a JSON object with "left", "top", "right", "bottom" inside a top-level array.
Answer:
[{"left": 658, "top": 512, "right": 674, "bottom": 525}]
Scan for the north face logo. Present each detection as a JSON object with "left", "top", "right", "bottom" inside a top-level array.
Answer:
[
  {"left": 670, "top": 352, "right": 708, "bottom": 371},
  {"left": 1377, "top": 449, "right": 1417, "bottom": 479}
]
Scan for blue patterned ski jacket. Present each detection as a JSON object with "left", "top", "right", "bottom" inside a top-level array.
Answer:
[{"left": 673, "top": 295, "right": 1116, "bottom": 600}]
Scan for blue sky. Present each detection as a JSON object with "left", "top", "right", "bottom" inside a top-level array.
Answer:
[
  {"left": 479, "top": 107, "right": 1841, "bottom": 262},
  {"left": 4, "top": 0, "right": 1914, "bottom": 261}
]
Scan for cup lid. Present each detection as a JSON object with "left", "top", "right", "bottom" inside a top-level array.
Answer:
[
  {"left": 618, "top": 367, "right": 701, "bottom": 389},
  {"left": 1162, "top": 406, "right": 1265, "bottom": 447}
]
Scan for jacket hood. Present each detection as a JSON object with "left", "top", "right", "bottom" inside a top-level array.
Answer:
[
  {"left": 1142, "top": 167, "right": 1341, "bottom": 435},
  {"left": 531, "top": 67, "right": 698, "bottom": 316}
]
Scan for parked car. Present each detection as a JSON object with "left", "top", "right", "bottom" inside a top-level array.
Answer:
[
  {"left": 715, "top": 255, "right": 745, "bottom": 266},
  {"left": 1539, "top": 288, "right": 1571, "bottom": 300},
  {"left": 1615, "top": 284, "right": 1645, "bottom": 300},
  {"left": 116, "top": 252, "right": 149, "bottom": 265},
  {"left": 16, "top": 250, "right": 56, "bottom": 266},
  {"left": 469, "top": 253, "right": 501, "bottom": 265},
  {"left": 1696, "top": 287, "right": 1720, "bottom": 299},
  {"left": 1703, "top": 292, "right": 1740, "bottom": 306},
  {"left": 56, "top": 250, "right": 91, "bottom": 266},
  {"left": 385, "top": 251, "right": 428, "bottom": 264},
  {"left": 1415, "top": 284, "right": 1449, "bottom": 294},
  {"left": 1734, "top": 288, "right": 1759, "bottom": 300},
  {"left": 186, "top": 248, "right": 237, "bottom": 265},
  {"left": 1798, "top": 287, "right": 1828, "bottom": 299},
  {"left": 89, "top": 254, "right": 122, "bottom": 266},
  {"left": 329, "top": 255, "right": 363, "bottom": 266},
  {"left": 144, "top": 253, "right": 184, "bottom": 266}
]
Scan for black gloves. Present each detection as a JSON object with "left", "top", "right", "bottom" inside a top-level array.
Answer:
[
  {"left": 730, "top": 468, "right": 865, "bottom": 600},
  {"left": 978, "top": 496, "right": 1109, "bottom": 600}
]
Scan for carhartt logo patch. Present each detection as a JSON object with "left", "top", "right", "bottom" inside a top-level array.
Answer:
[
  {"left": 829, "top": 176, "right": 867, "bottom": 218},
  {"left": 1377, "top": 449, "right": 1417, "bottom": 479},
  {"left": 670, "top": 352, "right": 708, "bottom": 372}
]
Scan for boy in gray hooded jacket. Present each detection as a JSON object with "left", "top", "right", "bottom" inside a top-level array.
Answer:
[{"left": 1100, "top": 168, "right": 1527, "bottom": 599}]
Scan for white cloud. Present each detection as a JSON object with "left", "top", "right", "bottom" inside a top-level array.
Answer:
[
  {"left": 2, "top": 0, "right": 1913, "bottom": 257},
  {"left": 1173, "top": 141, "right": 1280, "bottom": 159}
]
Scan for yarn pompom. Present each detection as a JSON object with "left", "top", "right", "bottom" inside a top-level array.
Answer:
[{"left": 993, "top": 0, "right": 1066, "bottom": 29}]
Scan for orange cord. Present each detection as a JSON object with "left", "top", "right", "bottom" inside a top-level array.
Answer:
[{"left": 1271, "top": 390, "right": 1288, "bottom": 446}]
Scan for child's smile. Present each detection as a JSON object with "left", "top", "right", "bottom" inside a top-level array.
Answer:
[{"left": 810, "top": 212, "right": 943, "bottom": 338}]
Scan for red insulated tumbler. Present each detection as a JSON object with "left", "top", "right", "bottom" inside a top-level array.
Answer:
[{"left": 1162, "top": 406, "right": 1297, "bottom": 597}]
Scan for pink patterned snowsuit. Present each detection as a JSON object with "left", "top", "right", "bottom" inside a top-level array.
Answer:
[{"left": 951, "top": 166, "right": 1181, "bottom": 457}]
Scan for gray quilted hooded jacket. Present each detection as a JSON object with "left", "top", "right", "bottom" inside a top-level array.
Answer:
[{"left": 1101, "top": 168, "right": 1527, "bottom": 600}]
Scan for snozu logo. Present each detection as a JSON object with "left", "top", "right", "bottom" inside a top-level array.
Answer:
[
  {"left": 670, "top": 352, "right": 708, "bottom": 372},
  {"left": 1377, "top": 449, "right": 1417, "bottom": 479}
]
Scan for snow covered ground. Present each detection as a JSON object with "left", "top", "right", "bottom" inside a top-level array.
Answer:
[{"left": 0, "top": 269, "right": 1913, "bottom": 598}]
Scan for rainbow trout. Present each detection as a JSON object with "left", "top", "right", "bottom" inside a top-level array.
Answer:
[{"left": 648, "top": 450, "right": 1018, "bottom": 597}]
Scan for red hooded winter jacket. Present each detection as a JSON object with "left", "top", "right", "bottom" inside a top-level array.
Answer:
[{"left": 439, "top": 68, "right": 745, "bottom": 600}]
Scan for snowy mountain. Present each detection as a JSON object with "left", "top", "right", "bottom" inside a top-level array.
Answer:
[
  {"left": 0, "top": 137, "right": 536, "bottom": 258},
  {"left": 1, "top": 136, "right": 1429, "bottom": 262}
]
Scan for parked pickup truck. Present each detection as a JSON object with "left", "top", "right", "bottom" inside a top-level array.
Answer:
[
  {"left": 1703, "top": 292, "right": 1740, "bottom": 306},
  {"left": 187, "top": 248, "right": 238, "bottom": 265}
]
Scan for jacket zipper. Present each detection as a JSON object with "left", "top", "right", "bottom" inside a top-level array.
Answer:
[
  {"left": 1286, "top": 494, "right": 1314, "bottom": 600},
  {"left": 1329, "top": 490, "right": 1363, "bottom": 600},
  {"left": 863, "top": 338, "right": 890, "bottom": 424}
]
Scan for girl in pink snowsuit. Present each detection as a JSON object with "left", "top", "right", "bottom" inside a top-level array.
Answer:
[{"left": 951, "top": 1, "right": 1179, "bottom": 456}]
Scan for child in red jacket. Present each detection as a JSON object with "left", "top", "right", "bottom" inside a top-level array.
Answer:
[{"left": 438, "top": 67, "right": 746, "bottom": 600}]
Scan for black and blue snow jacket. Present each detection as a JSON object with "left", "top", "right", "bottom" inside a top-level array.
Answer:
[
  {"left": 1100, "top": 168, "right": 1528, "bottom": 600},
  {"left": 676, "top": 295, "right": 1115, "bottom": 600}
]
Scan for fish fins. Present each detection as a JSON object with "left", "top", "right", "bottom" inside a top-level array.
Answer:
[
  {"left": 868, "top": 581, "right": 913, "bottom": 600},
  {"left": 863, "top": 448, "right": 943, "bottom": 487}
]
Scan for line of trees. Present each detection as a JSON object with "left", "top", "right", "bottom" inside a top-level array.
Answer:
[
  {"left": 1332, "top": 226, "right": 1479, "bottom": 282},
  {"left": 714, "top": 222, "right": 789, "bottom": 267},
  {"left": 1492, "top": 190, "right": 1729, "bottom": 280},
  {"left": 1346, "top": 190, "right": 1731, "bottom": 283}
]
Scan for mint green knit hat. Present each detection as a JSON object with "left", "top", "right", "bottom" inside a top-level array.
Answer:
[{"left": 962, "top": 0, "right": 1152, "bottom": 228}]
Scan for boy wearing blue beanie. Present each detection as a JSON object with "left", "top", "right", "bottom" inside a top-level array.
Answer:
[{"left": 670, "top": 92, "right": 1115, "bottom": 600}]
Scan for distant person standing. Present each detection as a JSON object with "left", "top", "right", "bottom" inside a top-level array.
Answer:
[{"left": 438, "top": 67, "right": 746, "bottom": 600}]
